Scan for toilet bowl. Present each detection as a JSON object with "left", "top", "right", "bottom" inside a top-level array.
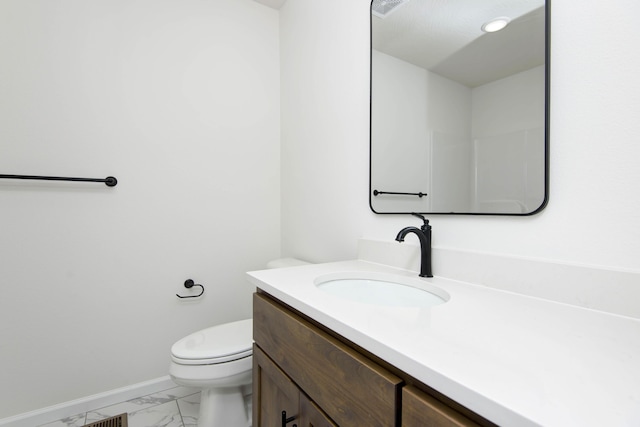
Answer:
[
  {"left": 169, "top": 258, "right": 308, "bottom": 427},
  {"left": 170, "top": 319, "right": 253, "bottom": 427}
]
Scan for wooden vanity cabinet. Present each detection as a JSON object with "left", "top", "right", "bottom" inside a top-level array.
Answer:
[
  {"left": 299, "top": 393, "right": 338, "bottom": 427},
  {"left": 402, "top": 386, "right": 480, "bottom": 427},
  {"left": 253, "top": 292, "right": 401, "bottom": 426},
  {"left": 253, "top": 291, "right": 490, "bottom": 427},
  {"left": 253, "top": 344, "right": 338, "bottom": 427},
  {"left": 253, "top": 345, "right": 300, "bottom": 427}
]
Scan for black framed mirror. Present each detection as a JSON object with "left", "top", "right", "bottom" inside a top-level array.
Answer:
[{"left": 370, "top": 0, "right": 549, "bottom": 215}]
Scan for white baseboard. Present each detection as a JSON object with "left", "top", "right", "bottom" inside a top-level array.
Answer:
[{"left": 0, "top": 376, "right": 176, "bottom": 427}]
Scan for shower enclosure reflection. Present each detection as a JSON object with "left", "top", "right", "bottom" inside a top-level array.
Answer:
[{"left": 370, "top": 0, "right": 548, "bottom": 215}]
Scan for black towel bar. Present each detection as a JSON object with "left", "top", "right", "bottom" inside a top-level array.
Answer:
[
  {"left": 0, "top": 174, "right": 117, "bottom": 187},
  {"left": 373, "top": 189, "right": 427, "bottom": 198}
]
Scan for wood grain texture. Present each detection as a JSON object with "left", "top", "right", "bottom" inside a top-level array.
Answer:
[
  {"left": 300, "top": 393, "right": 338, "bottom": 427},
  {"left": 253, "top": 345, "right": 300, "bottom": 427},
  {"left": 254, "top": 293, "right": 402, "bottom": 427},
  {"left": 402, "top": 385, "right": 481, "bottom": 427}
]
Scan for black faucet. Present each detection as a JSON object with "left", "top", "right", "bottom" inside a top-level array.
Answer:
[{"left": 395, "top": 213, "right": 433, "bottom": 278}]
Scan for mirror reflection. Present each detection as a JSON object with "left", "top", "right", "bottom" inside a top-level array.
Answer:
[{"left": 370, "top": 0, "right": 548, "bottom": 215}]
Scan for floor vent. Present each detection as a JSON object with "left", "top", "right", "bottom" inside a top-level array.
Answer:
[{"left": 82, "top": 413, "right": 128, "bottom": 427}]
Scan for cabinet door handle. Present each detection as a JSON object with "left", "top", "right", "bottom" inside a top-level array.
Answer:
[{"left": 282, "top": 410, "right": 296, "bottom": 427}]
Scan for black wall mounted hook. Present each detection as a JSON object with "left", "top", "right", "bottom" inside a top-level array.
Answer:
[{"left": 176, "top": 279, "right": 204, "bottom": 299}]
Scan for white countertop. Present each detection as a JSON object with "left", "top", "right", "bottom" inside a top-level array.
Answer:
[{"left": 247, "top": 260, "right": 640, "bottom": 427}]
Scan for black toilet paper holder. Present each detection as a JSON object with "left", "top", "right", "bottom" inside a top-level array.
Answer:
[{"left": 176, "top": 279, "right": 204, "bottom": 299}]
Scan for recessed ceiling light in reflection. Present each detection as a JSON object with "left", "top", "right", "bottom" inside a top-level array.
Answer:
[{"left": 481, "top": 17, "right": 511, "bottom": 33}]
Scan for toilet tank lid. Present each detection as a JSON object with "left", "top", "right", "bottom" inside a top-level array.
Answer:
[{"left": 171, "top": 318, "right": 253, "bottom": 361}]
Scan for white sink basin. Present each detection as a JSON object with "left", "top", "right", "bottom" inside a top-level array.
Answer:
[{"left": 315, "top": 273, "right": 448, "bottom": 308}]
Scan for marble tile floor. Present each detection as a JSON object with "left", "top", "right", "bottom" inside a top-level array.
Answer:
[{"left": 38, "top": 386, "right": 202, "bottom": 427}]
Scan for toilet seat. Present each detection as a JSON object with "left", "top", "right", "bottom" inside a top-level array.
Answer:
[{"left": 171, "top": 318, "right": 253, "bottom": 365}]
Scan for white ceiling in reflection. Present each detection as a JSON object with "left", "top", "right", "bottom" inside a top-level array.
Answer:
[{"left": 372, "top": 0, "right": 545, "bottom": 87}]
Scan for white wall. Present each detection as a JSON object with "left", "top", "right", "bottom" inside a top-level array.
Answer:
[
  {"left": 279, "top": 0, "right": 370, "bottom": 262},
  {"left": 426, "top": 72, "right": 472, "bottom": 212},
  {"left": 472, "top": 66, "right": 545, "bottom": 212},
  {"left": 280, "top": 0, "right": 640, "bottom": 272},
  {"left": 370, "top": 50, "right": 472, "bottom": 213},
  {"left": 0, "top": 0, "right": 280, "bottom": 418},
  {"left": 370, "top": 50, "right": 431, "bottom": 212}
]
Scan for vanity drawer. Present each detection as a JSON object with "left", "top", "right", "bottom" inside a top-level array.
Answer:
[
  {"left": 402, "top": 385, "right": 481, "bottom": 427},
  {"left": 253, "top": 292, "right": 403, "bottom": 427}
]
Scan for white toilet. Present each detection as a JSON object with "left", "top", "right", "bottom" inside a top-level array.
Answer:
[{"left": 169, "top": 258, "right": 309, "bottom": 427}]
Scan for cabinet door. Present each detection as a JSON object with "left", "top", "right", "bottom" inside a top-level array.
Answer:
[
  {"left": 299, "top": 393, "right": 338, "bottom": 427},
  {"left": 253, "top": 345, "right": 300, "bottom": 427},
  {"left": 402, "top": 386, "right": 480, "bottom": 427}
]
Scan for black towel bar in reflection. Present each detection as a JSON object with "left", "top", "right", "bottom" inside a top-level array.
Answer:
[
  {"left": 373, "top": 189, "right": 427, "bottom": 198},
  {"left": 0, "top": 174, "right": 117, "bottom": 187}
]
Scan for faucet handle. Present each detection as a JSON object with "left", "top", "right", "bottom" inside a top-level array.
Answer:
[{"left": 410, "top": 212, "right": 430, "bottom": 231}]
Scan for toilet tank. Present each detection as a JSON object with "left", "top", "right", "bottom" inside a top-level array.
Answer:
[{"left": 266, "top": 258, "right": 309, "bottom": 269}]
